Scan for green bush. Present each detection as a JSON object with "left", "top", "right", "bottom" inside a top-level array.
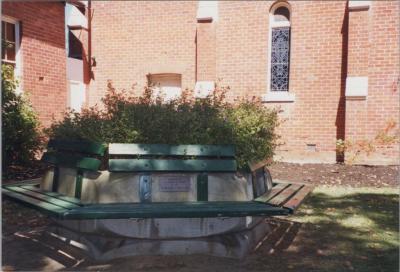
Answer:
[
  {"left": 47, "top": 82, "right": 279, "bottom": 170},
  {"left": 2, "top": 64, "right": 43, "bottom": 169}
]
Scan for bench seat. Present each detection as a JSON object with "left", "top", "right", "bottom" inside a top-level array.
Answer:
[{"left": 2, "top": 180, "right": 312, "bottom": 219}]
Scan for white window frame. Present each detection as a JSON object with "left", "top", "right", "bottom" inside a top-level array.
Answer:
[
  {"left": 2, "top": 15, "right": 22, "bottom": 93},
  {"left": 263, "top": 2, "right": 295, "bottom": 102}
]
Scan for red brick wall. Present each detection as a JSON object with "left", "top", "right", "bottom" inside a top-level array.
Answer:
[
  {"left": 2, "top": 2, "right": 67, "bottom": 127},
  {"left": 216, "top": 1, "right": 347, "bottom": 162},
  {"left": 345, "top": 1, "right": 400, "bottom": 164},
  {"left": 86, "top": 1, "right": 399, "bottom": 164},
  {"left": 88, "top": 1, "right": 197, "bottom": 104}
]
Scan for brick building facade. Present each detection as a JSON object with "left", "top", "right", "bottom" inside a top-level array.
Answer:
[
  {"left": 2, "top": 1, "right": 399, "bottom": 164},
  {"left": 2, "top": 2, "right": 67, "bottom": 127}
]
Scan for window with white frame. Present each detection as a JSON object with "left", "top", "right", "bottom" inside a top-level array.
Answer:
[
  {"left": 268, "top": 3, "right": 291, "bottom": 92},
  {"left": 2, "top": 16, "right": 21, "bottom": 92},
  {"left": 2, "top": 18, "right": 19, "bottom": 67}
]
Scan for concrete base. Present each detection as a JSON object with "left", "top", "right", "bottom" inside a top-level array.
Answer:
[
  {"left": 45, "top": 219, "right": 271, "bottom": 261},
  {"left": 53, "top": 216, "right": 263, "bottom": 239}
]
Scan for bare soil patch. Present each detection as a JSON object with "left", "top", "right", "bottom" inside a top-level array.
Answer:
[{"left": 268, "top": 162, "right": 399, "bottom": 187}]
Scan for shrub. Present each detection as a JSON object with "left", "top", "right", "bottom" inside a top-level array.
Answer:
[
  {"left": 47, "top": 82, "right": 279, "bottom": 170},
  {"left": 2, "top": 64, "right": 43, "bottom": 169}
]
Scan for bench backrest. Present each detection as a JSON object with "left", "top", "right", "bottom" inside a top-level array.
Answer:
[
  {"left": 42, "top": 139, "right": 106, "bottom": 171},
  {"left": 108, "top": 143, "right": 237, "bottom": 172},
  {"left": 42, "top": 139, "right": 107, "bottom": 197}
]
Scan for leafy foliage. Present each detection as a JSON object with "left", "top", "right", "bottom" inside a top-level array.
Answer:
[
  {"left": 2, "top": 64, "right": 43, "bottom": 169},
  {"left": 47, "top": 82, "right": 279, "bottom": 170},
  {"left": 336, "top": 120, "right": 399, "bottom": 164}
]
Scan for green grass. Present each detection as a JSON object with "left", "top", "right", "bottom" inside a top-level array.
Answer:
[{"left": 285, "top": 186, "right": 399, "bottom": 272}]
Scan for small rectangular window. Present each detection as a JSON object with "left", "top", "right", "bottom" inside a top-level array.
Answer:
[{"left": 2, "top": 21, "right": 17, "bottom": 66}]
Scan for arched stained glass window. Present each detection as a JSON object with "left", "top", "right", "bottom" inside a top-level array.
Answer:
[{"left": 269, "top": 3, "right": 291, "bottom": 92}]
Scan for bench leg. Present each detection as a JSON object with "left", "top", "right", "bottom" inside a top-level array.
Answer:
[
  {"left": 197, "top": 173, "right": 208, "bottom": 201},
  {"left": 52, "top": 167, "right": 60, "bottom": 192},
  {"left": 74, "top": 170, "right": 83, "bottom": 199}
]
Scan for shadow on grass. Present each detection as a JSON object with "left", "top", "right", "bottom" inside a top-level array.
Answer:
[{"left": 246, "top": 190, "right": 399, "bottom": 272}]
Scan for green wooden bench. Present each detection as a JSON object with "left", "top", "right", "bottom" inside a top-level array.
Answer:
[{"left": 2, "top": 141, "right": 313, "bottom": 220}]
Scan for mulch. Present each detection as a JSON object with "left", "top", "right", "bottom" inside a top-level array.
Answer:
[{"left": 268, "top": 162, "right": 399, "bottom": 188}]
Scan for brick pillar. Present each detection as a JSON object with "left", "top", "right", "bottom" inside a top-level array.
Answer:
[
  {"left": 194, "top": 1, "right": 218, "bottom": 97},
  {"left": 344, "top": 1, "right": 371, "bottom": 163},
  {"left": 196, "top": 21, "right": 216, "bottom": 82}
]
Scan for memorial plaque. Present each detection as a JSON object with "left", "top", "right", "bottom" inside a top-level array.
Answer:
[{"left": 159, "top": 175, "right": 191, "bottom": 192}]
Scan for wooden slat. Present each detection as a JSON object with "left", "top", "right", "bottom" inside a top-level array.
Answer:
[
  {"left": 283, "top": 185, "right": 314, "bottom": 213},
  {"left": 20, "top": 185, "right": 82, "bottom": 205},
  {"left": 254, "top": 183, "right": 290, "bottom": 203},
  {"left": 267, "top": 184, "right": 303, "bottom": 206},
  {"left": 64, "top": 201, "right": 289, "bottom": 219},
  {"left": 109, "top": 143, "right": 235, "bottom": 157},
  {"left": 4, "top": 186, "right": 81, "bottom": 209},
  {"left": 2, "top": 188, "right": 69, "bottom": 218},
  {"left": 109, "top": 159, "right": 237, "bottom": 172},
  {"left": 41, "top": 152, "right": 101, "bottom": 171},
  {"left": 48, "top": 139, "right": 107, "bottom": 156},
  {"left": 248, "top": 158, "right": 272, "bottom": 173}
]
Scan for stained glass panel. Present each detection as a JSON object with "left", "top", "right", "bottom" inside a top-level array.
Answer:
[{"left": 270, "top": 27, "right": 290, "bottom": 92}]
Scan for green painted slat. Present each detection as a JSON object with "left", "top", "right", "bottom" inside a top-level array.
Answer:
[
  {"left": 41, "top": 152, "right": 101, "bottom": 171},
  {"left": 3, "top": 178, "right": 41, "bottom": 187},
  {"left": 267, "top": 184, "right": 303, "bottom": 206},
  {"left": 109, "top": 143, "right": 235, "bottom": 157},
  {"left": 2, "top": 188, "right": 68, "bottom": 218},
  {"left": 109, "top": 159, "right": 237, "bottom": 172},
  {"left": 254, "top": 183, "right": 290, "bottom": 203},
  {"left": 48, "top": 139, "right": 107, "bottom": 155},
  {"left": 64, "top": 202, "right": 289, "bottom": 219},
  {"left": 20, "top": 185, "right": 82, "bottom": 205},
  {"left": 4, "top": 186, "right": 80, "bottom": 209},
  {"left": 197, "top": 174, "right": 208, "bottom": 201}
]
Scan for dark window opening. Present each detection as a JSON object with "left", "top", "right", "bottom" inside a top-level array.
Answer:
[
  {"left": 68, "top": 29, "right": 83, "bottom": 60},
  {"left": 274, "top": 7, "right": 290, "bottom": 22}
]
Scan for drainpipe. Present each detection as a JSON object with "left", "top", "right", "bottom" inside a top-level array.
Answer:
[{"left": 88, "top": 0, "right": 92, "bottom": 79}]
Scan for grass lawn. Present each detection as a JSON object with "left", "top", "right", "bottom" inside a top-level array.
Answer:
[{"left": 282, "top": 186, "right": 399, "bottom": 272}]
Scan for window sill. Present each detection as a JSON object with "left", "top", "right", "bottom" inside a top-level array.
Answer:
[{"left": 261, "top": 92, "right": 295, "bottom": 102}]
